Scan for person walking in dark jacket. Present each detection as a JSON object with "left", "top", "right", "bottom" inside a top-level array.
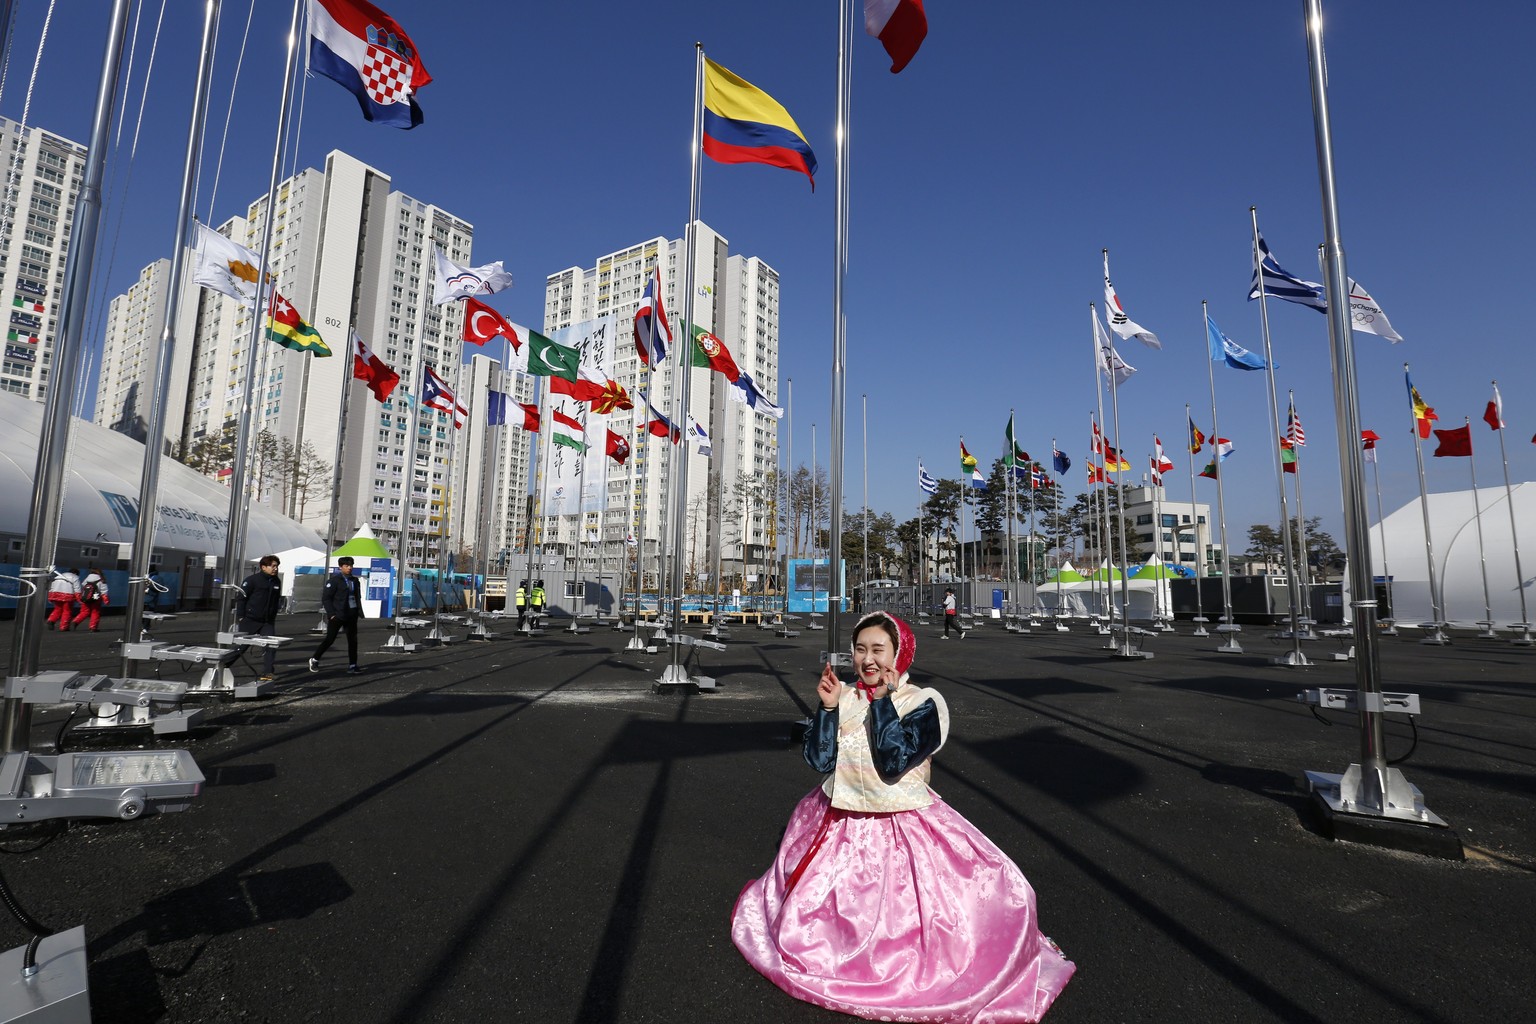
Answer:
[
  {"left": 237, "top": 555, "right": 284, "bottom": 680},
  {"left": 310, "top": 557, "right": 364, "bottom": 674}
]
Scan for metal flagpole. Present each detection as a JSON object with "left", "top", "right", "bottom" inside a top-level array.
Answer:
[
  {"left": 217, "top": 0, "right": 304, "bottom": 632},
  {"left": 387, "top": 337, "right": 426, "bottom": 646},
  {"left": 1086, "top": 421, "right": 1102, "bottom": 627},
  {"left": 779, "top": 379, "right": 792, "bottom": 630},
  {"left": 1249, "top": 209, "right": 1308, "bottom": 665},
  {"left": 470, "top": 369, "right": 503, "bottom": 639},
  {"left": 1052, "top": 440, "right": 1066, "bottom": 630},
  {"left": 706, "top": 381, "right": 728, "bottom": 638},
  {"left": 1488, "top": 381, "right": 1532, "bottom": 645},
  {"left": 1203, "top": 301, "right": 1242, "bottom": 653},
  {"left": 826, "top": 0, "right": 853, "bottom": 663},
  {"left": 1462, "top": 417, "right": 1497, "bottom": 638},
  {"left": 1185, "top": 405, "right": 1209, "bottom": 636},
  {"left": 1098, "top": 302, "right": 1145, "bottom": 659},
  {"left": 119, "top": 0, "right": 219, "bottom": 673},
  {"left": 519, "top": 377, "right": 548, "bottom": 635},
  {"left": 1404, "top": 362, "right": 1448, "bottom": 645},
  {"left": 626, "top": 369, "right": 651, "bottom": 649},
  {"left": 311, "top": 327, "right": 356, "bottom": 634},
  {"left": 862, "top": 394, "right": 869, "bottom": 601},
  {"left": 809, "top": 423, "right": 821, "bottom": 630},
  {"left": 1302, "top": 0, "right": 1453, "bottom": 842},
  {"left": 1288, "top": 390, "right": 1317, "bottom": 638},
  {"left": 657, "top": 42, "right": 707, "bottom": 689},
  {"left": 1368, "top": 441, "right": 1397, "bottom": 635},
  {"left": 5, "top": 0, "right": 133, "bottom": 748},
  {"left": 1091, "top": 308, "right": 1112, "bottom": 634}
]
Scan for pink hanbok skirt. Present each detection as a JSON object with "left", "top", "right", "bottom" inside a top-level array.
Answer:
[{"left": 732, "top": 786, "right": 1074, "bottom": 1023}]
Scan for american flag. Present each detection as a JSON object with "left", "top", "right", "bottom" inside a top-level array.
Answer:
[{"left": 1286, "top": 401, "right": 1306, "bottom": 447}]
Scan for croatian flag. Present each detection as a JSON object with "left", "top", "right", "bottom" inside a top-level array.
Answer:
[
  {"left": 864, "top": 0, "right": 928, "bottom": 74},
  {"left": 307, "top": 0, "right": 431, "bottom": 130},
  {"left": 633, "top": 267, "right": 672, "bottom": 368}
]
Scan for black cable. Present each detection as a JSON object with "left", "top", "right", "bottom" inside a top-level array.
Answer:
[
  {"left": 53, "top": 703, "right": 83, "bottom": 754},
  {"left": 1386, "top": 714, "right": 1419, "bottom": 766},
  {"left": 0, "top": 865, "right": 52, "bottom": 973}
]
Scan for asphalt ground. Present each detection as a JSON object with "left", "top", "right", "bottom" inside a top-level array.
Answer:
[{"left": 0, "top": 609, "right": 1531, "bottom": 1023}]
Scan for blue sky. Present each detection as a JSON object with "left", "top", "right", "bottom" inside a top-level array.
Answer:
[{"left": 9, "top": 1, "right": 1533, "bottom": 546}]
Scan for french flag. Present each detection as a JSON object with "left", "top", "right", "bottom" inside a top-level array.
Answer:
[
  {"left": 864, "top": 0, "right": 928, "bottom": 74},
  {"left": 307, "top": 0, "right": 431, "bottom": 129},
  {"left": 633, "top": 267, "right": 672, "bottom": 368}
]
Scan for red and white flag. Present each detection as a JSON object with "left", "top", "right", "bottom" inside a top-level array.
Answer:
[
  {"left": 633, "top": 267, "right": 672, "bottom": 368},
  {"left": 516, "top": 402, "right": 540, "bottom": 432},
  {"left": 1484, "top": 383, "right": 1505, "bottom": 430},
  {"left": 351, "top": 331, "right": 399, "bottom": 402},
  {"left": 1149, "top": 455, "right": 1164, "bottom": 487},
  {"left": 1360, "top": 428, "right": 1380, "bottom": 463},
  {"left": 1154, "top": 436, "right": 1174, "bottom": 475},
  {"left": 605, "top": 429, "right": 631, "bottom": 466},
  {"left": 1103, "top": 250, "right": 1161, "bottom": 349},
  {"left": 1286, "top": 400, "right": 1306, "bottom": 446},
  {"left": 463, "top": 296, "right": 521, "bottom": 348},
  {"left": 864, "top": 0, "right": 927, "bottom": 74}
]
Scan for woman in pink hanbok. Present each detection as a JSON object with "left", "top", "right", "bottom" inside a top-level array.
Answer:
[{"left": 732, "top": 611, "right": 1075, "bottom": 1023}]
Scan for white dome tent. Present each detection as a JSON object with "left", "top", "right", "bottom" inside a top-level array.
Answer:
[
  {"left": 1356, "top": 482, "right": 1534, "bottom": 628},
  {"left": 0, "top": 392, "right": 324, "bottom": 570}
]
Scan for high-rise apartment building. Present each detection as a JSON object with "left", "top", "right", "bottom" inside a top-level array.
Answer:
[
  {"left": 97, "top": 150, "right": 475, "bottom": 566},
  {"left": 0, "top": 116, "right": 87, "bottom": 403},
  {"left": 509, "top": 222, "right": 782, "bottom": 590}
]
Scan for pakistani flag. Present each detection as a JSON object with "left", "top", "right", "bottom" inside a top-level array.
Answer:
[
  {"left": 1004, "top": 413, "right": 1029, "bottom": 466},
  {"left": 526, "top": 331, "right": 580, "bottom": 381}
]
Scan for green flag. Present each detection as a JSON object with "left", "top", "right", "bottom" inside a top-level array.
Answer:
[
  {"left": 1004, "top": 413, "right": 1028, "bottom": 466},
  {"left": 525, "top": 330, "right": 580, "bottom": 381}
]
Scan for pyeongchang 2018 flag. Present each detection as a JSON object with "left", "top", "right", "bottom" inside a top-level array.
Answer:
[{"left": 307, "top": 0, "right": 431, "bottom": 129}]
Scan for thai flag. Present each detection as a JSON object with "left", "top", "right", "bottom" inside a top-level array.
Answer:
[
  {"left": 638, "top": 391, "right": 681, "bottom": 443},
  {"left": 633, "top": 267, "right": 672, "bottom": 368},
  {"left": 308, "top": 0, "right": 431, "bottom": 129}
]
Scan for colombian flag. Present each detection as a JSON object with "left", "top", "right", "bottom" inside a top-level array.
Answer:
[{"left": 703, "top": 58, "right": 818, "bottom": 190}]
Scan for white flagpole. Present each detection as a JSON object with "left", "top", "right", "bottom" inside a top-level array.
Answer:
[
  {"left": 826, "top": 0, "right": 854, "bottom": 660},
  {"left": 470, "top": 365, "right": 505, "bottom": 639},
  {"left": 518, "top": 376, "right": 549, "bottom": 634},
  {"left": 658, "top": 43, "right": 707, "bottom": 687},
  {"left": 1462, "top": 416, "right": 1498, "bottom": 638},
  {"left": 1289, "top": 391, "right": 1317, "bottom": 638},
  {"left": 119, "top": 0, "right": 219, "bottom": 670},
  {"left": 1091, "top": 307, "right": 1110, "bottom": 632},
  {"left": 1203, "top": 301, "right": 1242, "bottom": 653},
  {"left": 1489, "top": 381, "right": 1532, "bottom": 644},
  {"left": 312, "top": 325, "right": 355, "bottom": 633},
  {"left": 1404, "top": 362, "right": 1448, "bottom": 644},
  {"left": 217, "top": 0, "right": 304, "bottom": 631},
  {"left": 780, "top": 379, "right": 792, "bottom": 628},
  {"left": 1185, "top": 404, "right": 1209, "bottom": 636},
  {"left": 626, "top": 371, "right": 652, "bottom": 648},
  {"left": 1097, "top": 298, "right": 1141, "bottom": 660},
  {"left": 1249, "top": 208, "right": 1308, "bottom": 666}
]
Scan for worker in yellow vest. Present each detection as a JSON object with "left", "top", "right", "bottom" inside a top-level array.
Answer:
[
  {"left": 515, "top": 581, "right": 528, "bottom": 628},
  {"left": 530, "top": 580, "right": 547, "bottom": 628}
]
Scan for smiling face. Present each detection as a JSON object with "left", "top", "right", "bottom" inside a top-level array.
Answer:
[{"left": 853, "top": 622, "right": 899, "bottom": 684}]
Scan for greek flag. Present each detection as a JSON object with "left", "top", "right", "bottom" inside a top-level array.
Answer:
[
  {"left": 918, "top": 464, "right": 939, "bottom": 495},
  {"left": 1249, "top": 231, "right": 1326, "bottom": 312}
]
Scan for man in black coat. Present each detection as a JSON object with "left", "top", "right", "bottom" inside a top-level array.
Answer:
[
  {"left": 237, "top": 554, "right": 284, "bottom": 680},
  {"left": 309, "top": 556, "right": 364, "bottom": 674}
]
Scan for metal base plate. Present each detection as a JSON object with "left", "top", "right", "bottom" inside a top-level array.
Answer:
[
  {"left": 0, "top": 926, "right": 90, "bottom": 1023},
  {"left": 1305, "top": 773, "right": 1462, "bottom": 860}
]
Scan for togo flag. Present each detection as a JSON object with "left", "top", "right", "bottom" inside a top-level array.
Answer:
[{"left": 266, "top": 293, "right": 331, "bottom": 356}]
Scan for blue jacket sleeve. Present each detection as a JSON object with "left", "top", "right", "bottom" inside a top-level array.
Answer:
[
  {"left": 867, "top": 697, "right": 942, "bottom": 781},
  {"left": 802, "top": 706, "right": 839, "bottom": 774}
]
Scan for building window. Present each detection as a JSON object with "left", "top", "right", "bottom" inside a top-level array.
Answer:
[{"left": 1136, "top": 514, "right": 1153, "bottom": 526}]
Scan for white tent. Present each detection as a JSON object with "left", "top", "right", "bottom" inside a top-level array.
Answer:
[
  {"left": 1036, "top": 561, "right": 1094, "bottom": 618},
  {"left": 1126, "top": 555, "right": 1176, "bottom": 621},
  {"left": 0, "top": 391, "right": 324, "bottom": 561},
  {"left": 271, "top": 546, "right": 327, "bottom": 597},
  {"left": 1355, "top": 482, "right": 1535, "bottom": 627}
]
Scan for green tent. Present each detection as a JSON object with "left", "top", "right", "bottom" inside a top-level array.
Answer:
[
  {"left": 332, "top": 524, "right": 392, "bottom": 561},
  {"left": 1131, "top": 558, "right": 1180, "bottom": 580},
  {"left": 1088, "top": 561, "right": 1124, "bottom": 582},
  {"left": 1044, "top": 562, "right": 1088, "bottom": 584}
]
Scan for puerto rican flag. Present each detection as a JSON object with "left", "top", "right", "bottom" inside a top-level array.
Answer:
[
  {"left": 421, "top": 365, "right": 467, "bottom": 429},
  {"left": 307, "top": 0, "right": 431, "bottom": 129},
  {"left": 865, "top": 0, "right": 928, "bottom": 73}
]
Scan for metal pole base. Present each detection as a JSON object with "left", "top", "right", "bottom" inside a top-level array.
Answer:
[
  {"left": 382, "top": 633, "right": 420, "bottom": 652},
  {"left": 0, "top": 926, "right": 90, "bottom": 1023},
  {"left": 1268, "top": 649, "right": 1312, "bottom": 667},
  {"left": 1474, "top": 622, "right": 1498, "bottom": 639},
  {"left": 1304, "top": 765, "right": 1462, "bottom": 859},
  {"left": 624, "top": 635, "right": 650, "bottom": 652},
  {"left": 1509, "top": 625, "right": 1534, "bottom": 647},
  {"left": 1215, "top": 640, "right": 1244, "bottom": 654},
  {"left": 1418, "top": 626, "right": 1450, "bottom": 645},
  {"left": 1111, "top": 644, "right": 1153, "bottom": 660},
  {"left": 652, "top": 661, "right": 716, "bottom": 694}
]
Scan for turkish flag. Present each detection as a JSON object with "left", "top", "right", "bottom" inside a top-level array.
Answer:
[
  {"left": 463, "top": 296, "right": 520, "bottom": 348},
  {"left": 1432, "top": 424, "right": 1472, "bottom": 458}
]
